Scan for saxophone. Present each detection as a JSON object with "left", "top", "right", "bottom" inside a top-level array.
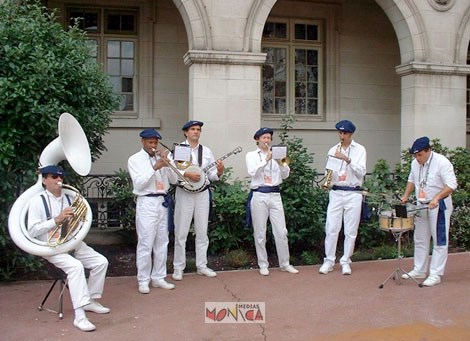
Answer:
[{"left": 321, "top": 143, "right": 342, "bottom": 190}]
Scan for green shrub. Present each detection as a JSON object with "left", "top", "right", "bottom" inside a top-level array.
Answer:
[
  {"left": 0, "top": 0, "right": 118, "bottom": 280},
  {"left": 300, "top": 250, "right": 321, "bottom": 265},
  {"left": 209, "top": 169, "right": 252, "bottom": 254},
  {"left": 278, "top": 114, "right": 328, "bottom": 255},
  {"left": 224, "top": 249, "right": 252, "bottom": 269}
]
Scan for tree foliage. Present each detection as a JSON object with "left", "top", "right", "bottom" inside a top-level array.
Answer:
[{"left": 0, "top": 0, "right": 118, "bottom": 280}]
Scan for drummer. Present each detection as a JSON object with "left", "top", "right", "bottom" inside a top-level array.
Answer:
[{"left": 400, "top": 137, "right": 457, "bottom": 287}]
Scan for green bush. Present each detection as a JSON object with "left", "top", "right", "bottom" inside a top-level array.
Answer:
[
  {"left": 0, "top": 0, "right": 118, "bottom": 281},
  {"left": 224, "top": 249, "right": 252, "bottom": 269},
  {"left": 278, "top": 114, "right": 328, "bottom": 255},
  {"left": 209, "top": 169, "right": 252, "bottom": 254}
]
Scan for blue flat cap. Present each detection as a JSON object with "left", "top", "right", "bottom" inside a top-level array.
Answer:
[
  {"left": 39, "top": 165, "right": 66, "bottom": 176},
  {"left": 182, "top": 120, "right": 204, "bottom": 131},
  {"left": 254, "top": 127, "right": 274, "bottom": 140},
  {"left": 335, "top": 120, "right": 356, "bottom": 133},
  {"left": 139, "top": 128, "right": 162, "bottom": 139},
  {"left": 409, "top": 136, "right": 430, "bottom": 154}
]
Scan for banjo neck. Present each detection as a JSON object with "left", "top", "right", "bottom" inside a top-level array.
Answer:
[{"left": 202, "top": 147, "right": 242, "bottom": 173}]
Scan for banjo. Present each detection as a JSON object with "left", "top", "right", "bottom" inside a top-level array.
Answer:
[{"left": 181, "top": 146, "right": 242, "bottom": 193}]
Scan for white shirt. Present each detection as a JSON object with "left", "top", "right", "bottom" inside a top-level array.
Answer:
[
  {"left": 28, "top": 190, "right": 72, "bottom": 241},
  {"left": 128, "top": 148, "right": 178, "bottom": 196},
  {"left": 407, "top": 151, "right": 457, "bottom": 200},
  {"left": 326, "top": 140, "right": 367, "bottom": 187},
  {"left": 179, "top": 140, "right": 219, "bottom": 183},
  {"left": 246, "top": 147, "right": 290, "bottom": 189}
]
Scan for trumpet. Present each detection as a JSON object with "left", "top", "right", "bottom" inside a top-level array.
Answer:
[
  {"left": 152, "top": 144, "right": 194, "bottom": 188},
  {"left": 47, "top": 183, "right": 88, "bottom": 247},
  {"left": 265, "top": 143, "right": 291, "bottom": 166},
  {"left": 321, "top": 143, "right": 342, "bottom": 190}
]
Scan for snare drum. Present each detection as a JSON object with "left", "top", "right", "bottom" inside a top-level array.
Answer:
[{"left": 379, "top": 213, "right": 414, "bottom": 230}]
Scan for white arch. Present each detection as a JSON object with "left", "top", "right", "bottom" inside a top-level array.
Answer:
[
  {"left": 454, "top": 5, "right": 470, "bottom": 64},
  {"left": 374, "top": 0, "right": 428, "bottom": 63},
  {"left": 172, "top": 0, "right": 212, "bottom": 50}
]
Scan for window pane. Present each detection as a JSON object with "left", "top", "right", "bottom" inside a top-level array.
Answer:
[
  {"left": 122, "top": 78, "right": 133, "bottom": 92},
  {"left": 295, "top": 48, "right": 318, "bottom": 115},
  {"left": 295, "top": 24, "right": 305, "bottom": 40},
  {"left": 307, "top": 50, "right": 318, "bottom": 65},
  {"left": 275, "top": 23, "right": 287, "bottom": 38},
  {"left": 121, "top": 41, "right": 134, "bottom": 58},
  {"left": 263, "top": 22, "right": 287, "bottom": 39},
  {"left": 275, "top": 99, "right": 286, "bottom": 114},
  {"left": 307, "top": 99, "right": 318, "bottom": 115},
  {"left": 107, "top": 41, "right": 120, "bottom": 58},
  {"left": 121, "top": 15, "right": 135, "bottom": 31},
  {"left": 109, "top": 76, "right": 121, "bottom": 92},
  {"left": 107, "top": 59, "right": 120, "bottom": 75},
  {"left": 307, "top": 66, "right": 318, "bottom": 82},
  {"left": 262, "top": 47, "right": 287, "bottom": 114},
  {"left": 107, "top": 14, "right": 121, "bottom": 31},
  {"left": 68, "top": 8, "right": 99, "bottom": 33},
  {"left": 263, "top": 22, "right": 275, "bottom": 38},
  {"left": 295, "top": 99, "right": 306, "bottom": 114},
  {"left": 307, "top": 25, "right": 318, "bottom": 41},
  {"left": 121, "top": 60, "right": 134, "bottom": 76},
  {"left": 121, "top": 94, "right": 134, "bottom": 111}
]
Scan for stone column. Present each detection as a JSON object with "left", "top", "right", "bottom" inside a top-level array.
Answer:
[
  {"left": 396, "top": 62, "right": 470, "bottom": 149},
  {"left": 184, "top": 50, "right": 266, "bottom": 180}
]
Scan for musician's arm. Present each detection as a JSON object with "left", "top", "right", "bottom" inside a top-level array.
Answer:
[{"left": 27, "top": 195, "right": 56, "bottom": 238}]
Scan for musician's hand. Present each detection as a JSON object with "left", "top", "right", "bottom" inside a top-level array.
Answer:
[
  {"left": 428, "top": 198, "right": 439, "bottom": 210},
  {"left": 265, "top": 151, "right": 273, "bottom": 162},
  {"left": 335, "top": 150, "right": 350, "bottom": 163},
  {"left": 56, "top": 207, "right": 74, "bottom": 224},
  {"left": 184, "top": 171, "right": 201, "bottom": 182},
  {"left": 216, "top": 160, "right": 225, "bottom": 177},
  {"left": 399, "top": 195, "right": 408, "bottom": 205}
]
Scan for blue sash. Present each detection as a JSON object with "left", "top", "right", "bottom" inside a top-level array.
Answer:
[
  {"left": 245, "top": 186, "right": 280, "bottom": 227},
  {"left": 436, "top": 199, "right": 447, "bottom": 246}
]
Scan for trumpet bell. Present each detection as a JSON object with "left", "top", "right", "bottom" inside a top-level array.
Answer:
[
  {"left": 279, "top": 156, "right": 291, "bottom": 167},
  {"left": 175, "top": 159, "right": 191, "bottom": 170}
]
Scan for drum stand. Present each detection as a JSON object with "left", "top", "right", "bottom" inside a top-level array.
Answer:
[{"left": 379, "top": 228, "right": 423, "bottom": 289}]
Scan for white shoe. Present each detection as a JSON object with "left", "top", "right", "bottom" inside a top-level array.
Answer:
[
  {"left": 281, "top": 265, "right": 299, "bottom": 274},
  {"left": 73, "top": 318, "right": 96, "bottom": 332},
  {"left": 172, "top": 270, "right": 183, "bottom": 281},
  {"left": 423, "top": 275, "right": 441, "bottom": 287},
  {"left": 401, "top": 270, "right": 426, "bottom": 280},
  {"left": 84, "top": 300, "right": 110, "bottom": 314},
  {"left": 138, "top": 284, "right": 150, "bottom": 294},
  {"left": 319, "top": 262, "right": 334, "bottom": 274},
  {"left": 197, "top": 267, "right": 217, "bottom": 277},
  {"left": 341, "top": 264, "right": 352, "bottom": 275},
  {"left": 259, "top": 268, "right": 269, "bottom": 276},
  {"left": 152, "top": 279, "right": 175, "bottom": 290}
]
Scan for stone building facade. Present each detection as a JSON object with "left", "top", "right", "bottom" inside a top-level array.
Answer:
[{"left": 44, "top": 0, "right": 469, "bottom": 179}]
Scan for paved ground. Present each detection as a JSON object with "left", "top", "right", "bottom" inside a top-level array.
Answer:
[{"left": 1, "top": 252, "right": 470, "bottom": 341}]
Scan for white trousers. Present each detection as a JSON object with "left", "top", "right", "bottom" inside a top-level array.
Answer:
[
  {"left": 412, "top": 197, "right": 453, "bottom": 276},
  {"left": 44, "top": 241, "right": 108, "bottom": 309},
  {"left": 173, "top": 187, "right": 210, "bottom": 271},
  {"left": 251, "top": 192, "right": 290, "bottom": 269},
  {"left": 323, "top": 190, "right": 362, "bottom": 265},
  {"left": 135, "top": 196, "right": 169, "bottom": 284}
]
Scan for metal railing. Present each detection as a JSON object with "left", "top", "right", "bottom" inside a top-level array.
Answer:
[{"left": 82, "top": 175, "right": 123, "bottom": 230}]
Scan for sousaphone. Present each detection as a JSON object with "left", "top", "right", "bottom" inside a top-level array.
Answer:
[{"left": 8, "top": 113, "right": 93, "bottom": 257}]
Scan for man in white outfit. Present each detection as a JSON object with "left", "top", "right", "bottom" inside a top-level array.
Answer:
[
  {"left": 128, "top": 128, "right": 178, "bottom": 294},
  {"left": 172, "top": 120, "right": 224, "bottom": 281},
  {"left": 319, "top": 120, "right": 367, "bottom": 276},
  {"left": 400, "top": 136, "right": 457, "bottom": 287},
  {"left": 28, "top": 165, "right": 109, "bottom": 332},
  {"left": 245, "top": 127, "right": 299, "bottom": 276}
]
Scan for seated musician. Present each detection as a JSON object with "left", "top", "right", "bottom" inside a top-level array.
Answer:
[{"left": 28, "top": 165, "right": 109, "bottom": 332}]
